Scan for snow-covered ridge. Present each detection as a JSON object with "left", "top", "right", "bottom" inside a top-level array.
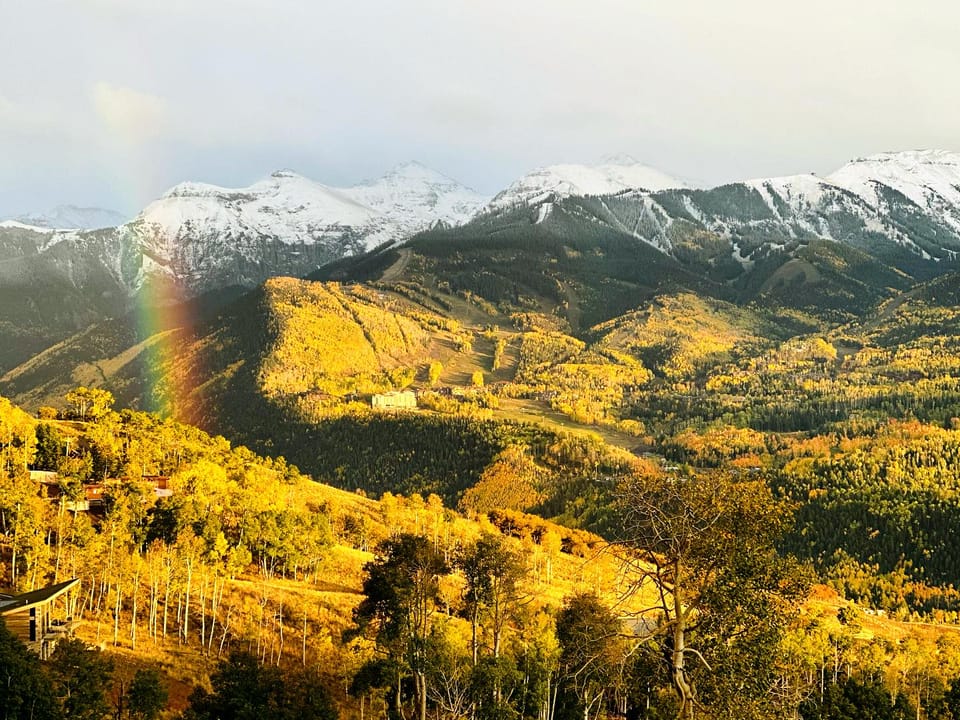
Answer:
[
  {"left": 487, "top": 155, "right": 688, "bottom": 212},
  {"left": 1, "top": 162, "right": 490, "bottom": 297},
  {"left": 5, "top": 205, "right": 128, "bottom": 231},
  {"left": 144, "top": 163, "right": 488, "bottom": 253},
  {"left": 111, "top": 162, "right": 490, "bottom": 293},
  {"left": 345, "top": 161, "right": 487, "bottom": 233},
  {"left": 575, "top": 149, "right": 960, "bottom": 266},
  {"left": 0, "top": 220, "right": 57, "bottom": 232},
  {"left": 737, "top": 150, "right": 960, "bottom": 213},
  {"left": 740, "top": 150, "right": 960, "bottom": 244},
  {"left": 144, "top": 170, "right": 379, "bottom": 246},
  {"left": 828, "top": 150, "right": 960, "bottom": 218}
]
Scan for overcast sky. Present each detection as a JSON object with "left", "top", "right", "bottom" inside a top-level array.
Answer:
[{"left": 2, "top": 0, "right": 959, "bottom": 217}]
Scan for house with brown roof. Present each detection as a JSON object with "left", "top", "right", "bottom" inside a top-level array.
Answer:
[
  {"left": 142, "top": 475, "right": 173, "bottom": 498},
  {"left": 43, "top": 483, "right": 106, "bottom": 512},
  {"left": 0, "top": 578, "right": 80, "bottom": 659}
]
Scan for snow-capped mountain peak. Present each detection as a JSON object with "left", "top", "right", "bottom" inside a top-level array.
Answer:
[
  {"left": 486, "top": 157, "right": 688, "bottom": 212},
  {"left": 270, "top": 168, "right": 302, "bottom": 179},
  {"left": 827, "top": 149, "right": 960, "bottom": 212},
  {"left": 343, "top": 162, "right": 488, "bottom": 232},
  {"left": 161, "top": 181, "right": 235, "bottom": 199},
  {"left": 107, "top": 162, "right": 490, "bottom": 293},
  {"left": 372, "top": 160, "right": 456, "bottom": 184}
]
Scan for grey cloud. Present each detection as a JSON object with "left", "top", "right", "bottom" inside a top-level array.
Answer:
[{"left": 2, "top": 0, "right": 959, "bottom": 216}]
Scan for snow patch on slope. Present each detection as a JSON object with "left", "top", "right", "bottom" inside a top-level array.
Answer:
[
  {"left": 745, "top": 174, "right": 838, "bottom": 213},
  {"left": 0, "top": 220, "right": 56, "bottom": 232}
]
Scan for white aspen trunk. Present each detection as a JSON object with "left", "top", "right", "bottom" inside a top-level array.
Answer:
[
  {"left": 113, "top": 579, "right": 122, "bottom": 646},
  {"left": 130, "top": 565, "right": 139, "bottom": 650},
  {"left": 199, "top": 572, "right": 207, "bottom": 648},
  {"left": 183, "top": 558, "right": 192, "bottom": 643}
]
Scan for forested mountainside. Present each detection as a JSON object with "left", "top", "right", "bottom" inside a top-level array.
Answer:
[
  {"left": 7, "top": 151, "right": 960, "bottom": 719},
  {"left": 7, "top": 227, "right": 960, "bottom": 627}
]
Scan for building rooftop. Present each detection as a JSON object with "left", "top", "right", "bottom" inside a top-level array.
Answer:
[{"left": 0, "top": 579, "right": 80, "bottom": 614}]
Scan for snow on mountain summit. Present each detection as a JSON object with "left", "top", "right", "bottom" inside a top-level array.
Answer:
[
  {"left": 827, "top": 150, "right": 960, "bottom": 219},
  {"left": 632, "top": 149, "right": 960, "bottom": 264},
  {"left": 139, "top": 162, "right": 488, "bottom": 254},
  {"left": 104, "top": 163, "right": 491, "bottom": 293},
  {"left": 141, "top": 170, "right": 378, "bottom": 260},
  {"left": 486, "top": 156, "right": 688, "bottom": 212},
  {"left": 342, "top": 161, "right": 488, "bottom": 233}
]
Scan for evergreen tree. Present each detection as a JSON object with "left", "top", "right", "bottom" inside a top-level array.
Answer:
[
  {"left": 46, "top": 638, "right": 114, "bottom": 720},
  {"left": 184, "top": 651, "right": 337, "bottom": 720},
  {"left": 0, "top": 618, "right": 62, "bottom": 720},
  {"left": 34, "top": 423, "right": 65, "bottom": 472},
  {"left": 125, "top": 668, "right": 167, "bottom": 720},
  {"left": 555, "top": 593, "right": 625, "bottom": 720},
  {"left": 349, "top": 534, "right": 450, "bottom": 720}
]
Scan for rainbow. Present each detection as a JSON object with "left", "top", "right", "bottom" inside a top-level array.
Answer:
[
  {"left": 102, "top": 149, "right": 207, "bottom": 420},
  {"left": 133, "top": 274, "right": 202, "bottom": 421}
]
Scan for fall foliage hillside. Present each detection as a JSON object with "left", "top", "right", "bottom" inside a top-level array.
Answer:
[
  {"left": 0, "top": 393, "right": 655, "bottom": 716},
  {"left": 7, "top": 394, "right": 960, "bottom": 720}
]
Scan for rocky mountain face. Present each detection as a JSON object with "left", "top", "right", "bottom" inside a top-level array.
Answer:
[
  {"left": 500, "top": 150, "right": 960, "bottom": 280},
  {"left": 0, "top": 222, "right": 141, "bottom": 371}
]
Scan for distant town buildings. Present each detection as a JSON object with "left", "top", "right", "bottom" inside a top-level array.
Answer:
[{"left": 29, "top": 472, "right": 174, "bottom": 514}]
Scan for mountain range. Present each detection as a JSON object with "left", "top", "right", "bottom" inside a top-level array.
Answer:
[
  {"left": 0, "top": 162, "right": 486, "bottom": 297},
  {"left": 2, "top": 149, "right": 960, "bottom": 376},
  {"left": 4, "top": 150, "right": 960, "bottom": 301}
]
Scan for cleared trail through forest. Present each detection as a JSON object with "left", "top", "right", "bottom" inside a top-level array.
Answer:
[
  {"left": 379, "top": 247, "right": 412, "bottom": 282},
  {"left": 861, "top": 286, "right": 923, "bottom": 334}
]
